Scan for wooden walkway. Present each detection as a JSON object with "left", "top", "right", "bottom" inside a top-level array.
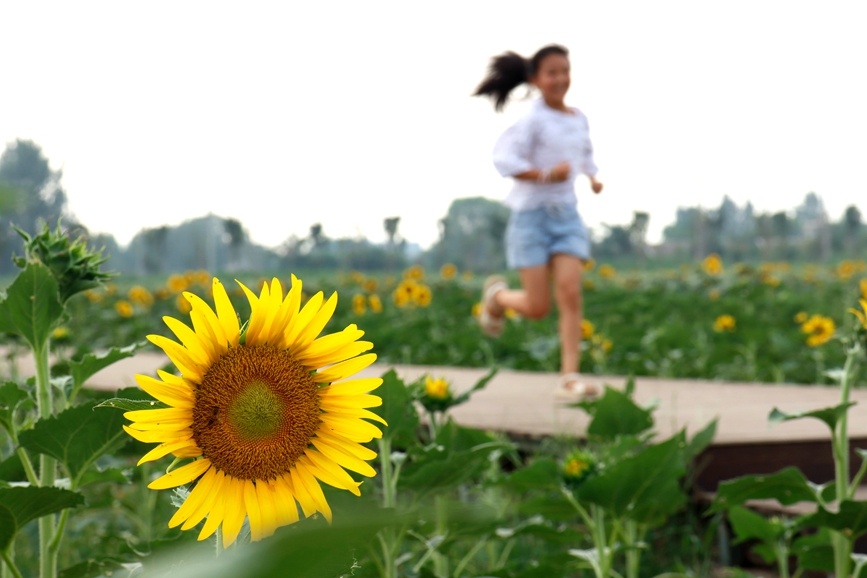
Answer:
[{"left": 8, "top": 351, "right": 866, "bottom": 488}]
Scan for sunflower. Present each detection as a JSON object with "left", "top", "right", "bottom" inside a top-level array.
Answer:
[
  {"left": 123, "top": 277, "right": 384, "bottom": 548},
  {"left": 701, "top": 253, "right": 723, "bottom": 275},
  {"left": 801, "top": 314, "right": 835, "bottom": 347},
  {"left": 713, "top": 314, "right": 736, "bottom": 333}
]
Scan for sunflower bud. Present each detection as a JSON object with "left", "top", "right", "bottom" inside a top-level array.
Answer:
[
  {"left": 13, "top": 222, "right": 115, "bottom": 303},
  {"left": 562, "top": 450, "right": 596, "bottom": 487}
]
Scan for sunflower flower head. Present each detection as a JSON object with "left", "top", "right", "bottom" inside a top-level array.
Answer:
[
  {"left": 801, "top": 314, "right": 836, "bottom": 347},
  {"left": 794, "top": 311, "right": 808, "bottom": 324},
  {"left": 352, "top": 293, "right": 366, "bottom": 315},
  {"left": 562, "top": 450, "right": 595, "bottom": 487},
  {"left": 713, "top": 314, "right": 736, "bottom": 333},
  {"left": 123, "top": 276, "right": 384, "bottom": 548},
  {"left": 440, "top": 263, "right": 457, "bottom": 280},
  {"left": 582, "top": 319, "right": 595, "bottom": 340},
  {"left": 701, "top": 253, "right": 723, "bottom": 276},
  {"left": 368, "top": 294, "right": 383, "bottom": 314},
  {"left": 115, "top": 300, "right": 134, "bottom": 318},
  {"left": 419, "top": 376, "right": 454, "bottom": 413}
]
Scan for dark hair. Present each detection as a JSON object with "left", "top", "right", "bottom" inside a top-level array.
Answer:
[{"left": 473, "top": 44, "right": 569, "bottom": 111}]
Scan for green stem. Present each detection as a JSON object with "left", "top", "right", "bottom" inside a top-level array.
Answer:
[
  {"left": 47, "top": 509, "right": 69, "bottom": 557},
  {"left": 832, "top": 344, "right": 859, "bottom": 578},
  {"left": 624, "top": 520, "right": 641, "bottom": 578},
  {"left": 453, "top": 536, "right": 487, "bottom": 578},
  {"left": 1, "top": 550, "right": 23, "bottom": 578},
  {"left": 14, "top": 447, "right": 38, "bottom": 487},
  {"left": 215, "top": 527, "right": 223, "bottom": 557},
  {"left": 35, "top": 342, "right": 58, "bottom": 578},
  {"left": 378, "top": 438, "right": 394, "bottom": 509},
  {"left": 433, "top": 495, "right": 448, "bottom": 578},
  {"left": 775, "top": 540, "right": 790, "bottom": 578},
  {"left": 591, "top": 504, "right": 609, "bottom": 578}
]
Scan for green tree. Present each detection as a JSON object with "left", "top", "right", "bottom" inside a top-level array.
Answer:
[{"left": 429, "top": 197, "right": 509, "bottom": 272}]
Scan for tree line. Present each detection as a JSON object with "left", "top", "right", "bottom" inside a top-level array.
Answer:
[{"left": 1, "top": 139, "right": 864, "bottom": 277}]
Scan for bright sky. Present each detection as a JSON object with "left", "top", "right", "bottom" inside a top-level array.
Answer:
[{"left": 2, "top": 1, "right": 866, "bottom": 249}]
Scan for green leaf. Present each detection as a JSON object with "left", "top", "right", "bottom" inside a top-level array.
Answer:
[
  {"left": 69, "top": 342, "right": 144, "bottom": 402},
  {"left": 518, "top": 494, "right": 576, "bottom": 522},
  {"left": 577, "top": 434, "right": 687, "bottom": 525},
  {"left": 728, "top": 505, "right": 784, "bottom": 544},
  {"left": 371, "top": 369, "right": 419, "bottom": 447},
  {"left": 0, "top": 453, "right": 26, "bottom": 482},
  {"left": 0, "top": 381, "right": 29, "bottom": 436},
  {"left": 793, "top": 527, "right": 834, "bottom": 571},
  {"left": 709, "top": 467, "right": 818, "bottom": 514},
  {"left": 58, "top": 559, "right": 127, "bottom": 578},
  {"left": 769, "top": 402, "right": 857, "bottom": 431},
  {"left": 574, "top": 386, "right": 654, "bottom": 440},
  {"left": 77, "top": 467, "right": 130, "bottom": 488},
  {"left": 453, "top": 367, "right": 498, "bottom": 405},
  {"left": 18, "top": 402, "right": 129, "bottom": 488},
  {"left": 800, "top": 500, "right": 867, "bottom": 539},
  {"left": 0, "top": 486, "right": 84, "bottom": 550},
  {"left": 94, "top": 397, "right": 168, "bottom": 411},
  {"left": 684, "top": 418, "right": 717, "bottom": 461},
  {"left": 496, "top": 457, "right": 561, "bottom": 492},
  {"left": 0, "top": 506, "right": 15, "bottom": 553},
  {"left": 0, "top": 262, "right": 65, "bottom": 349}
]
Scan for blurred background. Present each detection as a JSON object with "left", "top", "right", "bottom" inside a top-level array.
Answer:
[{"left": 1, "top": 1, "right": 866, "bottom": 275}]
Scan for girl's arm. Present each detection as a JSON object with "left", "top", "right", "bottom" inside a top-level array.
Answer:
[{"left": 513, "top": 161, "right": 571, "bottom": 183}]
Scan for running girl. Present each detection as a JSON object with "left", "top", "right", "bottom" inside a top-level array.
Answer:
[{"left": 474, "top": 44, "right": 603, "bottom": 398}]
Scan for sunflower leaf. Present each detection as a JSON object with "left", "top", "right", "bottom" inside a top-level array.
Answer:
[
  {"left": 69, "top": 342, "right": 145, "bottom": 404},
  {"left": 0, "top": 486, "right": 85, "bottom": 550},
  {"left": 372, "top": 369, "right": 418, "bottom": 447},
  {"left": 769, "top": 402, "right": 857, "bottom": 431},
  {"left": 0, "top": 262, "right": 65, "bottom": 350},
  {"left": 0, "top": 381, "right": 30, "bottom": 436},
  {"left": 709, "top": 467, "right": 819, "bottom": 514},
  {"left": 94, "top": 397, "right": 169, "bottom": 411},
  {"left": 18, "top": 401, "right": 129, "bottom": 489}
]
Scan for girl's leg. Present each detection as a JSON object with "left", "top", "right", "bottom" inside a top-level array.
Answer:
[
  {"left": 551, "top": 253, "right": 584, "bottom": 376},
  {"left": 491, "top": 265, "right": 551, "bottom": 320}
]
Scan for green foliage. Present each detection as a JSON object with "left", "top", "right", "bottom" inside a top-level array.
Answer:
[
  {"left": 14, "top": 221, "right": 115, "bottom": 304},
  {"left": 800, "top": 501, "right": 867, "bottom": 539},
  {"left": 710, "top": 467, "right": 819, "bottom": 514},
  {"left": 0, "top": 487, "right": 84, "bottom": 550},
  {"left": 18, "top": 401, "right": 129, "bottom": 488},
  {"left": 0, "top": 381, "right": 30, "bottom": 436},
  {"left": 0, "top": 262, "right": 65, "bottom": 349},
  {"left": 768, "top": 402, "right": 857, "bottom": 430},
  {"left": 573, "top": 385, "right": 654, "bottom": 440},
  {"left": 68, "top": 342, "right": 144, "bottom": 402},
  {"left": 371, "top": 369, "right": 419, "bottom": 447}
]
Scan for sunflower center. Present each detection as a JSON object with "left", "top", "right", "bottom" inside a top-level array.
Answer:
[
  {"left": 191, "top": 345, "right": 321, "bottom": 480},
  {"left": 228, "top": 380, "right": 286, "bottom": 440}
]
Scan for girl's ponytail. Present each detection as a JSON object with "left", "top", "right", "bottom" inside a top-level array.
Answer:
[
  {"left": 473, "top": 51, "right": 529, "bottom": 112},
  {"left": 474, "top": 44, "right": 570, "bottom": 112}
]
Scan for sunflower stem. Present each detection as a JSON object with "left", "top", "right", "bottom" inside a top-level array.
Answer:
[
  {"left": 216, "top": 527, "right": 223, "bottom": 557},
  {"left": 34, "top": 341, "right": 59, "bottom": 578},
  {"left": 2, "top": 548, "right": 24, "bottom": 578}
]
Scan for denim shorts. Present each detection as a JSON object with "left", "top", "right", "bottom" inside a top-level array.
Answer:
[{"left": 505, "top": 204, "right": 591, "bottom": 269}]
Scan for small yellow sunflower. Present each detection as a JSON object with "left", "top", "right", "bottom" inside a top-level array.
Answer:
[
  {"left": 368, "top": 294, "right": 383, "bottom": 314},
  {"left": 413, "top": 285, "right": 432, "bottom": 307},
  {"left": 424, "top": 376, "right": 450, "bottom": 400},
  {"left": 713, "top": 314, "right": 736, "bottom": 333},
  {"left": 801, "top": 314, "right": 835, "bottom": 347},
  {"left": 849, "top": 300, "right": 867, "bottom": 330},
  {"left": 582, "top": 319, "right": 595, "bottom": 340},
  {"left": 129, "top": 285, "right": 154, "bottom": 307},
  {"left": 440, "top": 263, "right": 457, "bottom": 280},
  {"left": 403, "top": 265, "right": 424, "bottom": 281},
  {"left": 115, "top": 300, "right": 134, "bottom": 318},
  {"left": 352, "top": 293, "right": 366, "bottom": 315},
  {"left": 702, "top": 254, "right": 723, "bottom": 276},
  {"left": 123, "top": 277, "right": 384, "bottom": 548},
  {"left": 860, "top": 279, "right": 867, "bottom": 301},
  {"left": 598, "top": 264, "right": 616, "bottom": 279}
]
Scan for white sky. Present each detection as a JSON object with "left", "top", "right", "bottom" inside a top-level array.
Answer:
[{"left": 2, "top": 1, "right": 866, "bottom": 249}]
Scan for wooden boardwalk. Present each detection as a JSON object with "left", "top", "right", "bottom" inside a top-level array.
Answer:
[{"left": 8, "top": 351, "right": 866, "bottom": 488}]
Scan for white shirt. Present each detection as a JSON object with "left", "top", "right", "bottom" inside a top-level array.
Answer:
[{"left": 492, "top": 99, "right": 598, "bottom": 211}]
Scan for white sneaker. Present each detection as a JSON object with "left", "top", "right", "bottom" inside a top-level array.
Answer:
[
  {"left": 478, "top": 275, "right": 507, "bottom": 337},
  {"left": 553, "top": 373, "right": 598, "bottom": 400}
]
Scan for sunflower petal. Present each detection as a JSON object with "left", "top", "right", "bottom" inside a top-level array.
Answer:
[
  {"left": 294, "top": 292, "right": 339, "bottom": 349},
  {"left": 301, "top": 453, "right": 361, "bottom": 496},
  {"left": 256, "top": 480, "right": 279, "bottom": 538},
  {"left": 157, "top": 369, "right": 195, "bottom": 390},
  {"left": 123, "top": 424, "right": 190, "bottom": 444},
  {"left": 213, "top": 278, "right": 241, "bottom": 347},
  {"left": 289, "top": 468, "right": 317, "bottom": 518},
  {"left": 135, "top": 374, "right": 194, "bottom": 409},
  {"left": 319, "top": 414, "right": 384, "bottom": 442},
  {"left": 147, "top": 335, "right": 204, "bottom": 382},
  {"left": 311, "top": 438, "right": 376, "bottom": 477},
  {"left": 220, "top": 477, "right": 248, "bottom": 548},
  {"left": 294, "top": 326, "right": 364, "bottom": 362},
  {"left": 244, "top": 479, "right": 264, "bottom": 542},
  {"left": 322, "top": 406, "right": 388, "bottom": 426},
  {"left": 319, "top": 377, "right": 383, "bottom": 396},
  {"left": 315, "top": 430, "right": 378, "bottom": 461},
  {"left": 137, "top": 436, "right": 197, "bottom": 466},
  {"left": 295, "top": 462, "right": 333, "bottom": 522},
  {"left": 311, "top": 354, "right": 377, "bottom": 383},
  {"left": 301, "top": 341, "right": 374, "bottom": 370},
  {"left": 162, "top": 316, "right": 212, "bottom": 367},
  {"left": 170, "top": 467, "right": 217, "bottom": 528},
  {"left": 181, "top": 469, "right": 225, "bottom": 531},
  {"left": 272, "top": 476, "right": 300, "bottom": 526},
  {"left": 148, "top": 459, "right": 212, "bottom": 490},
  {"left": 285, "top": 292, "right": 324, "bottom": 348},
  {"left": 124, "top": 407, "right": 192, "bottom": 423},
  {"left": 198, "top": 473, "right": 228, "bottom": 541},
  {"left": 320, "top": 394, "right": 383, "bottom": 410}
]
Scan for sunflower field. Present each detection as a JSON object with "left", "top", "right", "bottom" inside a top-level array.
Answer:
[{"left": 3, "top": 226, "right": 867, "bottom": 578}]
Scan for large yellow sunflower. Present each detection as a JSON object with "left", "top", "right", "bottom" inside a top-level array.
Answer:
[{"left": 123, "top": 277, "right": 384, "bottom": 547}]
